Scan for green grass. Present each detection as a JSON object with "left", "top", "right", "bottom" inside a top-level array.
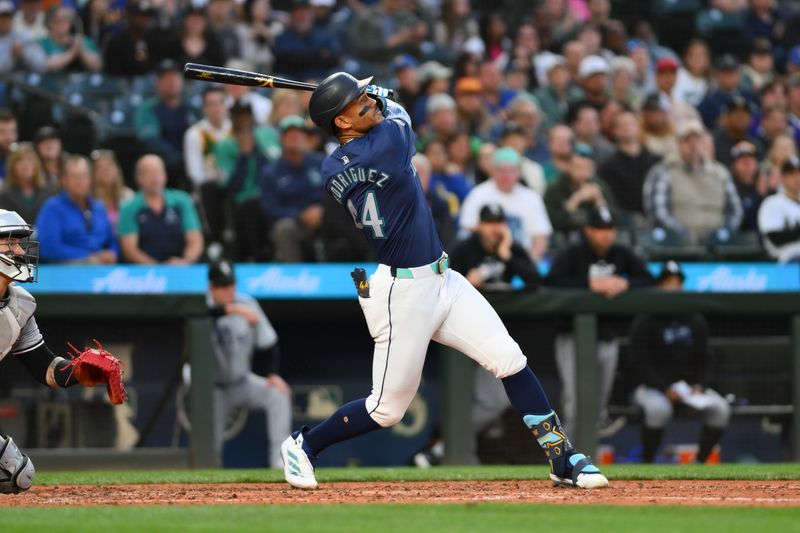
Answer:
[
  {"left": 35, "top": 463, "right": 800, "bottom": 486},
  {"left": 10, "top": 465, "right": 800, "bottom": 532},
  {"left": 3, "top": 504, "right": 800, "bottom": 533}
]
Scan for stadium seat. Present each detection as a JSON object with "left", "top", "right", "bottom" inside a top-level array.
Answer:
[
  {"left": 634, "top": 227, "right": 709, "bottom": 262},
  {"left": 704, "top": 230, "right": 766, "bottom": 262}
]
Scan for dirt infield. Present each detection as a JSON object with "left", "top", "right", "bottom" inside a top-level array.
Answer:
[{"left": 5, "top": 480, "right": 799, "bottom": 507}]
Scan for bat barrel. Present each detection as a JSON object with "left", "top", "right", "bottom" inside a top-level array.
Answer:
[{"left": 183, "top": 63, "right": 317, "bottom": 91}]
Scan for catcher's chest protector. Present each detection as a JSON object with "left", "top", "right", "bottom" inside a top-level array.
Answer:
[{"left": 0, "top": 285, "right": 36, "bottom": 361}]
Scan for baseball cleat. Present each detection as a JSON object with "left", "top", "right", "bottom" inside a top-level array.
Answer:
[
  {"left": 550, "top": 452, "right": 609, "bottom": 489},
  {"left": 281, "top": 430, "right": 318, "bottom": 490}
]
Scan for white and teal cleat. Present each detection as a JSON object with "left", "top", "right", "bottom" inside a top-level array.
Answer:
[
  {"left": 281, "top": 432, "right": 318, "bottom": 490},
  {"left": 550, "top": 452, "right": 609, "bottom": 489}
]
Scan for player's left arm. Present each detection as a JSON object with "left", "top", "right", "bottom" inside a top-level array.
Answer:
[
  {"left": 623, "top": 249, "right": 657, "bottom": 287},
  {"left": 12, "top": 318, "right": 76, "bottom": 388}
]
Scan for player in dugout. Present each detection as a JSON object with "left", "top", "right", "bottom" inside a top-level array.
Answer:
[{"left": 279, "top": 73, "right": 608, "bottom": 490}]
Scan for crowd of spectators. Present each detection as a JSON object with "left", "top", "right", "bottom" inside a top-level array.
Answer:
[{"left": 0, "top": 0, "right": 800, "bottom": 265}]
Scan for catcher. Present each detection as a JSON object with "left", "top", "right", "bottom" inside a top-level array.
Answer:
[{"left": 0, "top": 209, "right": 126, "bottom": 494}]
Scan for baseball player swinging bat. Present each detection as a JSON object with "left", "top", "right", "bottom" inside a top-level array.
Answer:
[
  {"left": 183, "top": 63, "right": 318, "bottom": 91},
  {"left": 275, "top": 72, "right": 608, "bottom": 492}
]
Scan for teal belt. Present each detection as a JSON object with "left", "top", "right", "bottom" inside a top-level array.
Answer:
[{"left": 390, "top": 254, "right": 450, "bottom": 279}]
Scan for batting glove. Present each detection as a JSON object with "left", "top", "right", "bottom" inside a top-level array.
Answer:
[{"left": 365, "top": 85, "right": 394, "bottom": 113}]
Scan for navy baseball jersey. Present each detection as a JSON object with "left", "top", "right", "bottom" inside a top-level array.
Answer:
[{"left": 322, "top": 101, "right": 443, "bottom": 268}]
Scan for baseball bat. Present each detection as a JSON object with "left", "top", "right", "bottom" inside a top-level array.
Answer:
[{"left": 183, "top": 63, "right": 318, "bottom": 91}]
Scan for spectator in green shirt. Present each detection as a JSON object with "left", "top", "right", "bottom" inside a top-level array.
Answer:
[
  {"left": 214, "top": 100, "right": 274, "bottom": 205},
  {"left": 544, "top": 143, "right": 618, "bottom": 238},
  {"left": 118, "top": 154, "right": 204, "bottom": 265},
  {"left": 39, "top": 6, "right": 101, "bottom": 76}
]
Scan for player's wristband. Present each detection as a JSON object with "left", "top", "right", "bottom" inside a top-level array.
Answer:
[{"left": 46, "top": 356, "right": 76, "bottom": 388}]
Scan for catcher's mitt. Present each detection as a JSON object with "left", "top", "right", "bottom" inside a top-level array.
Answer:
[{"left": 62, "top": 339, "right": 128, "bottom": 405}]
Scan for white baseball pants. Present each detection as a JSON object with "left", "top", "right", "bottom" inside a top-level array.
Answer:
[{"left": 359, "top": 264, "right": 528, "bottom": 428}]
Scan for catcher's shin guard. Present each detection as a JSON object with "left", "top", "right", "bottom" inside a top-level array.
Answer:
[
  {"left": 523, "top": 411, "right": 608, "bottom": 489},
  {"left": 0, "top": 436, "right": 35, "bottom": 493}
]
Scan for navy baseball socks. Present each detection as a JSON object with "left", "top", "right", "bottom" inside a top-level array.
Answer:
[
  {"left": 502, "top": 367, "right": 608, "bottom": 489},
  {"left": 281, "top": 399, "right": 381, "bottom": 490}
]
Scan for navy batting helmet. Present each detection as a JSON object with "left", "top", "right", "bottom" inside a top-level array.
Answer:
[{"left": 309, "top": 72, "right": 373, "bottom": 136}]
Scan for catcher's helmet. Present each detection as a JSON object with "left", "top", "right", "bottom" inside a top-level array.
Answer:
[
  {"left": 0, "top": 209, "right": 38, "bottom": 283},
  {"left": 309, "top": 72, "right": 373, "bottom": 136}
]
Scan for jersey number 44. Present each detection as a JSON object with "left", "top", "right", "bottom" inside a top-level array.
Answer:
[{"left": 347, "top": 191, "right": 386, "bottom": 239}]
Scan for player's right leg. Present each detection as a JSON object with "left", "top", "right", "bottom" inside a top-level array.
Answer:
[
  {"left": 0, "top": 434, "right": 34, "bottom": 493},
  {"left": 282, "top": 269, "right": 444, "bottom": 489},
  {"left": 244, "top": 373, "right": 291, "bottom": 469},
  {"left": 433, "top": 269, "right": 608, "bottom": 488}
]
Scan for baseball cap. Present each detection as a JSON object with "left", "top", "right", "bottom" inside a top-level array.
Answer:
[
  {"left": 609, "top": 56, "right": 636, "bottom": 76},
  {"left": 209, "top": 261, "right": 235, "bottom": 287},
  {"left": 290, "top": 0, "right": 312, "bottom": 9},
  {"left": 0, "top": 0, "right": 15, "bottom": 14},
  {"left": 782, "top": 155, "right": 800, "bottom": 174},
  {"left": 655, "top": 57, "right": 680, "bottom": 73},
  {"left": 418, "top": 61, "right": 453, "bottom": 84},
  {"left": 730, "top": 141, "right": 757, "bottom": 161},
  {"left": 750, "top": 38, "right": 773, "bottom": 56},
  {"left": 279, "top": 115, "right": 308, "bottom": 133},
  {"left": 479, "top": 204, "right": 506, "bottom": 223},
  {"left": 454, "top": 77, "right": 482, "bottom": 95},
  {"left": 34, "top": 125, "right": 60, "bottom": 143},
  {"left": 723, "top": 95, "right": 752, "bottom": 114},
  {"left": 641, "top": 93, "right": 666, "bottom": 112},
  {"left": 462, "top": 36, "right": 486, "bottom": 56},
  {"left": 128, "top": 0, "right": 157, "bottom": 16},
  {"left": 586, "top": 206, "right": 616, "bottom": 229},
  {"left": 426, "top": 93, "right": 456, "bottom": 115},
  {"left": 676, "top": 119, "right": 705, "bottom": 139},
  {"left": 626, "top": 38, "right": 647, "bottom": 52},
  {"left": 540, "top": 53, "right": 567, "bottom": 75},
  {"left": 156, "top": 58, "right": 181, "bottom": 76},
  {"left": 578, "top": 55, "right": 609, "bottom": 80},
  {"left": 492, "top": 147, "right": 521, "bottom": 167},
  {"left": 310, "top": 0, "right": 336, "bottom": 5},
  {"left": 714, "top": 54, "right": 740, "bottom": 71},
  {"left": 392, "top": 54, "right": 418, "bottom": 73},
  {"left": 657, "top": 260, "right": 686, "bottom": 282}
]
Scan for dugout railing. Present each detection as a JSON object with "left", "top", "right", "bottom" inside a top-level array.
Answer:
[{"left": 23, "top": 290, "right": 800, "bottom": 468}]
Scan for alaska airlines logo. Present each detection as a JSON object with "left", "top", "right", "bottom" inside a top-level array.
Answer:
[
  {"left": 695, "top": 267, "right": 767, "bottom": 292},
  {"left": 92, "top": 268, "right": 168, "bottom": 293},
  {"left": 245, "top": 267, "right": 321, "bottom": 295}
]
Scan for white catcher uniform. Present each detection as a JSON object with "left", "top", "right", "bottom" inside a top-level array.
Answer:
[
  {"left": 0, "top": 209, "right": 52, "bottom": 493},
  {"left": 0, "top": 284, "right": 44, "bottom": 362}
]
